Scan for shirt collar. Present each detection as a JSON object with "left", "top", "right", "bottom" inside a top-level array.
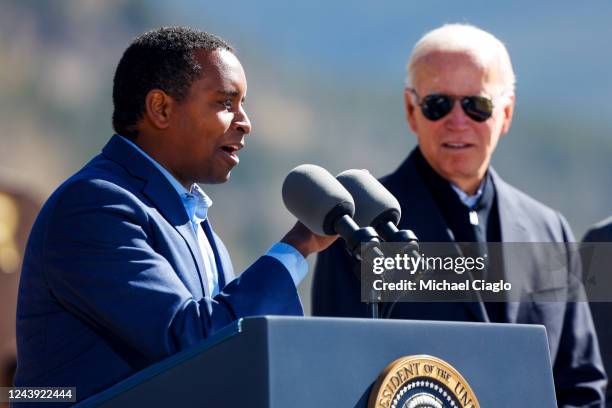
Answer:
[
  {"left": 118, "top": 134, "right": 213, "bottom": 225},
  {"left": 183, "top": 183, "right": 213, "bottom": 225},
  {"left": 450, "top": 178, "right": 486, "bottom": 210}
]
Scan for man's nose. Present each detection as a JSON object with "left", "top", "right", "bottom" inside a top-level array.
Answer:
[
  {"left": 233, "top": 106, "right": 252, "bottom": 135},
  {"left": 444, "top": 100, "right": 470, "bottom": 130}
]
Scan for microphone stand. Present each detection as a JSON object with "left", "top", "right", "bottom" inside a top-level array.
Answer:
[
  {"left": 351, "top": 229, "right": 383, "bottom": 319},
  {"left": 336, "top": 218, "right": 384, "bottom": 319},
  {"left": 372, "top": 226, "right": 420, "bottom": 320}
]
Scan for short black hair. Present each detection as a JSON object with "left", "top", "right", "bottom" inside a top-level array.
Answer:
[{"left": 112, "top": 26, "right": 234, "bottom": 139}]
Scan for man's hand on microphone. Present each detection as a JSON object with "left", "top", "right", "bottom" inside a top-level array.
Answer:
[{"left": 281, "top": 221, "right": 338, "bottom": 258}]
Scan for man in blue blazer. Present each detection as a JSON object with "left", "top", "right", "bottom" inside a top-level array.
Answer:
[
  {"left": 312, "top": 24, "right": 606, "bottom": 406},
  {"left": 15, "top": 27, "right": 335, "bottom": 402}
]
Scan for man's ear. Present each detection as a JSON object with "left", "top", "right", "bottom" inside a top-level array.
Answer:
[
  {"left": 404, "top": 88, "right": 419, "bottom": 134},
  {"left": 500, "top": 94, "right": 515, "bottom": 135},
  {"left": 144, "top": 89, "right": 173, "bottom": 130}
]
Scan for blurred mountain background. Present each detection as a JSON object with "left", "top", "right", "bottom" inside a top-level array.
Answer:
[{"left": 1, "top": 0, "right": 611, "bottom": 314}]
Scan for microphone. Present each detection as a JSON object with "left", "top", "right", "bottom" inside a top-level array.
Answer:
[
  {"left": 336, "top": 169, "right": 419, "bottom": 251},
  {"left": 282, "top": 164, "right": 382, "bottom": 260}
]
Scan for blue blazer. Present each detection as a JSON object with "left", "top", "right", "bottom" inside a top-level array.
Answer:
[
  {"left": 313, "top": 149, "right": 606, "bottom": 407},
  {"left": 15, "top": 135, "right": 303, "bottom": 401}
]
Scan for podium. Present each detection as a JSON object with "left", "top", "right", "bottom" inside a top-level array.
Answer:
[{"left": 76, "top": 316, "right": 556, "bottom": 407}]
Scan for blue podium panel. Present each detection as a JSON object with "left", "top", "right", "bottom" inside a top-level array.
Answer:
[{"left": 76, "top": 316, "right": 556, "bottom": 407}]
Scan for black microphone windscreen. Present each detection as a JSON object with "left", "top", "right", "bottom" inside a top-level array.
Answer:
[
  {"left": 336, "top": 169, "right": 401, "bottom": 227},
  {"left": 282, "top": 164, "right": 355, "bottom": 235}
]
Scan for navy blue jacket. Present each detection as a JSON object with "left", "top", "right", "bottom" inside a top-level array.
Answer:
[
  {"left": 15, "top": 135, "right": 302, "bottom": 402},
  {"left": 583, "top": 216, "right": 612, "bottom": 406},
  {"left": 313, "top": 149, "right": 606, "bottom": 407}
]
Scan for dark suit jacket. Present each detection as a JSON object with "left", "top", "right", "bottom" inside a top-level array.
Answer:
[
  {"left": 583, "top": 216, "right": 612, "bottom": 406},
  {"left": 313, "top": 149, "right": 606, "bottom": 407},
  {"left": 14, "top": 135, "right": 303, "bottom": 402},
  {"left": 584, "top": 217, "right": 612, "bottom": 242}
]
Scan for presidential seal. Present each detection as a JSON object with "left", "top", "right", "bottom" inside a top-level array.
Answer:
[{"left": 368, "top": 355, "right": 479, "bottom": 408}]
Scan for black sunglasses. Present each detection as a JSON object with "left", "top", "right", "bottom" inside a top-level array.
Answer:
[{"left": 411, "top": 90, "right": 494, "bottom": 122}]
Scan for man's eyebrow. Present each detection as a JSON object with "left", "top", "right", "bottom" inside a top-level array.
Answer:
[
  {"left": 216, "top": 89, "right": 239, "bottom": 96},
  {"left": 216, "top": 89, "right": 246, "bottom": 102}
]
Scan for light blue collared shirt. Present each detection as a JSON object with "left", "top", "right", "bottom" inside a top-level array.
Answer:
[
  {"left": 450, "top": 177, "right": 487, "bottom": 226},
  {"left": 118, "top": 135, "right": 308, "bottom": 289},
  {"left": 450, "top": 178, "right": 485, "bottom": 210}
]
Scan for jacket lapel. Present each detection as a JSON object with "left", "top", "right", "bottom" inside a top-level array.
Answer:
[
  {"left": 490, "top": 169, "right": 529, "bottom": 323},
  {"left": 202, "top": 219, "right": 234, "bottom": 289},
  {"left": 142, "top": 176, "right": 209, "bottom": 297},
  {"left": 102, "top": 135, "right": 208, "bottom": 296}
]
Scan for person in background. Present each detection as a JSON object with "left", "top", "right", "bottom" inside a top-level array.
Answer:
[
  {"left": 583, "top": 216, "right": 612, "bottom": 407},
  {"left": 312, "top": 23, "right": 606, "bottom": 406},
  {"left": 0, "top": 180, "right": 39, "bottom": 396}
]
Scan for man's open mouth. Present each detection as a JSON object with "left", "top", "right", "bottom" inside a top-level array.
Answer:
[
  {"left": 220, "top": 143, "right": 244, "bottom": 164},
  {"left": 442, "top": 142, "right": 473, "bottom": 149},
  {"left": 221, "top": 146, "right": 239, "bottom": 153}
]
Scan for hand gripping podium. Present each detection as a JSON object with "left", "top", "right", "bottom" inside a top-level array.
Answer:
[{"left": 76, "top": 316, "right": 556, "bottom": 407}]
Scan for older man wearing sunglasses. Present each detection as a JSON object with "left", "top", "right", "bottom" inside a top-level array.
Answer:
[{"left": 312, "top": 23, "right": 606, "bottom": 406}]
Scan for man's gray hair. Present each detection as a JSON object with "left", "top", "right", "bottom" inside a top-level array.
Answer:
[{"left": 406, "top": 24, "right": 516, "bottom": 95}]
